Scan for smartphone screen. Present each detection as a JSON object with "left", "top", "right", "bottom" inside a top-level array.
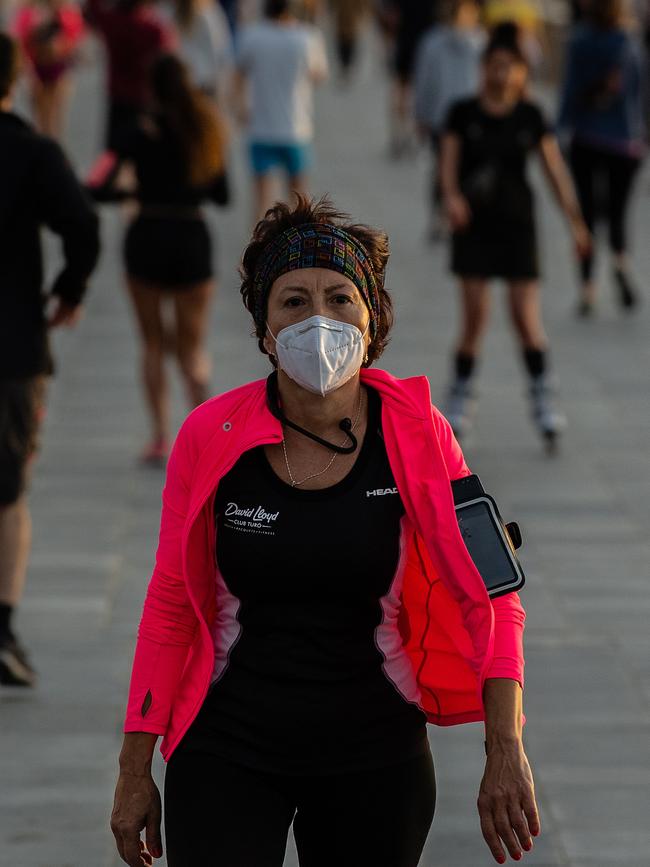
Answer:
[{"left": 456, "top": 500, "right": 518, "bottom": 592}]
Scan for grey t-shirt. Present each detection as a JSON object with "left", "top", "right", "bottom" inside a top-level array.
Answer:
[{"left": 237, "top": 20, "right": 328, "bottom": 144}]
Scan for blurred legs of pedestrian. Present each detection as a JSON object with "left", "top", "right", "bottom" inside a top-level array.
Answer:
[
  {"left": 0, "top": 377, "right": 46, "bottom": 687},
  {"left": 445, "top": 279, "right": 565, "bottom": 447},
  {"left": 127, "top": 277, "right": 214, "bottom": 464},
  {"left": 389, "top": 74, "right": 416, "bottom": 158},
  {"left": 329, "top": 0, "right": 368, "bottom": 81},
  {"left": 427, "top": 133, "right": 446, "bottom": 242},
  {"left": 250, "top": 141, "right": 312, "bottom": 224},
  {"left": 569, "top": 140, "right": 642, "bottom": 315},
  {"left": 445, "top": 277, "right": 488, "bottom": 438},
  {"left": 29, "top": 73, "right": 73, "bottom": 140},
  {"left": 254, "top": 172, "right": 309, "bottom": 225}
]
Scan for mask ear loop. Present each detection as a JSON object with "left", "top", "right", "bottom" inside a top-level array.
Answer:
[
  {"left": 265, "top": 371, "right": 359, "bottom": 455},
  {"left": 361, "top": 319, "right": 371, "bottom": 366},
  {"left": 265, "top": 324, "right": 278, "bottom": 365}
]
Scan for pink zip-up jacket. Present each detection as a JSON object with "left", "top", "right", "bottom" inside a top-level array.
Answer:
[{"left": 124, "top": 369, "right": 526, "bottom": 760}]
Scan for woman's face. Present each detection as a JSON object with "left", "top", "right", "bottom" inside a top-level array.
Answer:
[
  {"left": 263, "top": 267, "right": 371, "bottom": 355},
  {"left": 482, "top": 49, "right": 528, "bottom": 101}
]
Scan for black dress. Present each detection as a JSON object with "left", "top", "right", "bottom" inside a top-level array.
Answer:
[{"left": 446, "top": 97, "right": 549, "bottom": 280}]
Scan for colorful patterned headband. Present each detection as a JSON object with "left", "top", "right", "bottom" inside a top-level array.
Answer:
[{"left": 252, "top": 223, "right": 381, "bottom": 337}]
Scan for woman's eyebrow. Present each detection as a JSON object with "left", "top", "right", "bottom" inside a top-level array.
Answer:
[
  {"left": 279, "top": 283, "right": 351, "bottom": 293},
  {"left": 324, "top": 283, "right": 352, "bottom": 293}
]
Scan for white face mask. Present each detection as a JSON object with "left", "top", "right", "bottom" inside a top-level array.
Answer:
[{"left": 267, "top": 315, "right": 369, "bottom": 396}]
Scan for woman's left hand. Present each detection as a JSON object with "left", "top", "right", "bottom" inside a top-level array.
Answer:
[
  {"left": 571, "top": 218, "right": 592, "bottom": 260},
  {"left": 477, "top": 738, "right": 540, "bottom": 863}
]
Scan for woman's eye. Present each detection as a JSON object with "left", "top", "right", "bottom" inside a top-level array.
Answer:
[
  {"left": 285, "top": 297, "right": 305, "bottom": 308},
  {"left": 333, "top": 295, "right": 353, "bottom": 304}
]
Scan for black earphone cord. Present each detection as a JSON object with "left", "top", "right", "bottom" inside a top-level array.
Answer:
[{"left": 266, "top": 372, "right": 359, "bottom": 455}]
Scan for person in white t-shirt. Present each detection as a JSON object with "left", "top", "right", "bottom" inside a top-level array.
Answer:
[{"left": 233, "top": 0, "right": 328, "bottom": 221}]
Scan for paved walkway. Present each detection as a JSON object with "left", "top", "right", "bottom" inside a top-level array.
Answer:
[{"left": 2, "top": 28, "right": 649, "bottom": 867}]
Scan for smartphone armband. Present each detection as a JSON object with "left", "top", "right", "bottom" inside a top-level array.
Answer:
[{"left": 451, "top": 474, "right": 525, "bottom": 599}]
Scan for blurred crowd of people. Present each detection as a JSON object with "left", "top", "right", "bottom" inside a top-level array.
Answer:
[{"left": 0, "top": 0, "right": 648, "bottom": 686}]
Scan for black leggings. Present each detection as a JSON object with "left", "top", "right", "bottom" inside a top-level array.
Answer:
[
  {"left": 569, "top": 140, "right": 641, "bottom": 281},
  {"left": 164, "top": 748, "right": 436, "bottom": 867}
]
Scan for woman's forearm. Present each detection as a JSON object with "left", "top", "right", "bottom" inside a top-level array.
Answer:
[
  {"left": 539, "top": 134, "right": 583, "bottom": 224},
  {"left": 482, "top": 677, "right": 523, "bottom": 752},
  {"left": 119, "top": 732, "right": 159, "bottom": 776},
  {"left": 439, "top": 132, "right": 461, "bottom": 198}
]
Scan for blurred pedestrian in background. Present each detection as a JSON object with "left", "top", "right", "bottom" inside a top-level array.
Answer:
[
  {"left": 558, "top": 0, "right": 646, "bottom": 315},
  {"left": 0, "top": 31, "right": 99, "bottom": 686},
  {"left": 160, "top": 0, "right": 233, "bottom": 102},
  {"left": 88, "top": 54, "right": 229, "bottom": 465},
  {"left": 85, "top": 0, "right": 174, "bottom": 151},
  {"left": 482, "top": 0, "right": 545, "bottom": 68},
  {"left": 440, "top": 23, "right": 590, "bottom": 449},
  {"left": 11, "top": 0, "right": 85, "bottom": 138},
  {"left": 233, "top": 0, "right": 328, "bottom": 223},
  {"left": 414, "top": 0, "right": 485, "bottom": 240},
  {"left": 328, "top": 0, "right": 369, "bottom": 81},
  {"left": 384, "top": 0, "right": 437, "bottom": 157}
]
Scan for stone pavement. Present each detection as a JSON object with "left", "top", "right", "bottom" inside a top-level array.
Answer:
[{"left": 2, "top": 29, "right": 650, "bottom": 867}]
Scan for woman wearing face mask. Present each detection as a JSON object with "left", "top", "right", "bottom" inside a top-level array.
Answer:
[
  {"left": 439, "top": 23, "right": 590, "bottom": 449},
  {"left": 110, "top": 196, "right": 539, "bottom": 867}
]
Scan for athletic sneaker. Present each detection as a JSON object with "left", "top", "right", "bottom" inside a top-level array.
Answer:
[
  {"left": 0, "top": 632, "right": 37, "bottom": 687},
  {"left": 444, "top": 378, "right": 475, "bottom": 439},
  {"left": 529, "top": 377, "right": 567, "bottom": 442}
]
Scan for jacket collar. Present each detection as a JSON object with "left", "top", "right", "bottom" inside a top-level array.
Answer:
[{"left": 186, "top": 369, "right": 432, "bottom": 522}]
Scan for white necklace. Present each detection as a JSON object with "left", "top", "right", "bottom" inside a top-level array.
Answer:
[{"left": 281, "top": 391, "right": 364, "bottom": 488}]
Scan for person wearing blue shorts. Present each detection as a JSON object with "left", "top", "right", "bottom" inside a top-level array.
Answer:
[
  {"left": 234, "top": 0, "right": 328, "bottom": 221},
  {"left": 250, "top": 141, "right": 313, "bottom": 179}
]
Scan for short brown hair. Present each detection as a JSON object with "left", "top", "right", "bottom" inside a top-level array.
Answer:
[
  {"left": 240, "top": 195, "right": 394, "bottom": 366},
  {"left": 0, "top": 32, "right": 20, "bottom": 101}
]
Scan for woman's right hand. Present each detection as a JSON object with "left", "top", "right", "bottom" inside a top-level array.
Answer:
[
  {"left": 445, "top": 191, "right": 472, "bottom": 231},
  {"left": 111, "top": 770, "right": 163, "bottom": 866}
]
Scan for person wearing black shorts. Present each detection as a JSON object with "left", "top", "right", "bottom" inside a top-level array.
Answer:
[
  {"left": 0, "top": 33, "right": 99, "bottom": 686},
  {"left": 439, "top": 23, "right": 590, "bottom": 449},
  {"left": 89, "top": 54, "right": 229, "bottom": 464}
]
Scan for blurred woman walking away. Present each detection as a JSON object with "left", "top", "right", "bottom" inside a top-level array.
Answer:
[
  {"left": 439, "top": 24, "right": 590, "bottom": 451},
  {"left": 558, "top": 0, "right": 646, "bottom": 315},
  {"left": 12, "top": 0, "right": 85, "bottom": 138},
  {"left": 89, "top": 55, "right": 229, "bottom": 464}
]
